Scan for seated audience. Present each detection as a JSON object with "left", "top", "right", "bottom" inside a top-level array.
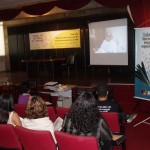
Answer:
[
  {"left": 61, "top": 92, "right": 126, "bottom": 150},
  {"left": 22, "top": 96, "right": 57, "bottom": 143},
  {"left": 18, "top": 81, "right": 31, "bottom": 104},
  {"left": 0, "top": 93, "right": 22, "bottom": 126},
  {"left": 96, "top": 82, "right": 137, "bottom": 124}
]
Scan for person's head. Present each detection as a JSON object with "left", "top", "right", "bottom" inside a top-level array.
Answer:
[
  {"left": 97, "top": 83, "right": 114, "bottom": 100},
  {"left": 105, "top": 31, "right": 113, "bottom": 42},
  {"left": 69, "top": 92, "right": 100, "bottom": 133},
  {"left": 96, "top": 82, "right": 108, "bottom": 99},
  {"left": 18, "top": 81, "right": 30, "bottom": 94},
  {"left": 0, "top": 93, "right": 14, "bottom": 124},
  {"left": 26, "top": 96, "right": 48, "bottom": 119}
]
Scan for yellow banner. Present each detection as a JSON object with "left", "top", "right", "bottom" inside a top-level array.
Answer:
[{"left": 29, "top": 29, "right": 80, "bottom": 50}]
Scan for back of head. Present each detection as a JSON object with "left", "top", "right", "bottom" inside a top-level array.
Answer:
[
  {"left": 26, "top": 96, "right": 48, "bottom": 119},
  {"left": 69, "top": 92, "right": 100, "bottom": 133},
  {"left": 18, "top": 81, "right": 30, "bottom": 94},
  {"left": 0, "top": 93, "right": 14, "bottom": 124},
  {"left": 96, "top": 82, "right": 108, "bottom": 98}
]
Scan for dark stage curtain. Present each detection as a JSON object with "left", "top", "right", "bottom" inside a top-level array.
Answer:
[
  {"left": 22, "top": 1, "right": 56, "bottom": 15},
  {"left": 56, "top": 0, "right": 91, "bottom": 10},
  {"left": 95, "top": 0, "right": 132, "bottom": 8},
  {"left": 129, "top": 0, "right": 150, "bottom": 27},
  {"left": 0, "top": 9, "right": 21, "bottom": 21},
  {"left": 0, "top": 0, "right": 150, "bottom": 28}
]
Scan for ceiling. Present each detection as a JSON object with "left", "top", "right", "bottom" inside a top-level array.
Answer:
[{"left": 2, "top": 0, "right": 127, "bottom": 27}]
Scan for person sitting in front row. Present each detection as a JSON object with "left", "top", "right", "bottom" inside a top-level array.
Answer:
[
  {"left": 61, "top": 92, "right": 126, "bottom": 150},
  {"left": 0, "top": 93, "right": 22, "bottom": 126}
]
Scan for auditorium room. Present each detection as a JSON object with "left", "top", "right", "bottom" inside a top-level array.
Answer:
[{"left": 0, "top": 0, "right": 150, "bottom": 150}]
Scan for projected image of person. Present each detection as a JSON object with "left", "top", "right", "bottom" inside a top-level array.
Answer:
[
  {"left": 95, "top": 31, "right": 118, "bottom": 53},
  {"left": 95, "top": 31, "right": 125, "bottom": 53}
]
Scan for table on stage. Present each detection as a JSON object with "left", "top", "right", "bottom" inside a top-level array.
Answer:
[{"left": 21, "top": 58, "right": 66, "bottom": 79}]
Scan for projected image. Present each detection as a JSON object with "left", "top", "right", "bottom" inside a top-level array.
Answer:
[
  {"left": 94, "top": 27, "right": 126, "bottom": 53},
  {"left": 89, "top": 18, "right": 128, "bottom": 65}
]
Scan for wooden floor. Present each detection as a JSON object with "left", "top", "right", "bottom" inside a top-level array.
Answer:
[{"left": 0, "top": 69, "right": 134, "bottom": 86}]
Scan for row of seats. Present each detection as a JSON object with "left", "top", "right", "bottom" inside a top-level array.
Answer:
[
  {"left": 0, "top": 104, "right": 122, "bottom": 150},
  {"left": 0, "top": 124, "right": 99, "bottom": 150}
]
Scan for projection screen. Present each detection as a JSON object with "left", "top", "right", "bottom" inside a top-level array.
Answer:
[{"left": 89, "top": 18, "right": 128, "bottom": 65}]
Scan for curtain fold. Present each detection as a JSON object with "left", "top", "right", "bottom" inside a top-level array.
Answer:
[
  {"left": 129, "top": 0, "right": 150, "bottom": 27},
  {"left": 22, "top": 1, "right": 56, "bottom": 15},
  {"left": 56, "top": 0, "right": 91, "bottom": 10},
  {"left": 0, "top": 9, "right": 21, "bottom": 21},
  {"left": 94, "top": 0, "right": 132, "bottom": 8}
]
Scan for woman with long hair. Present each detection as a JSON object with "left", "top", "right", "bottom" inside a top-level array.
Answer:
[
  {"left": 0, "top": 93, "right": 22, "bottom": 126},
  {"left": 62, "top": 92, "right": 125, "bottom": 150}
]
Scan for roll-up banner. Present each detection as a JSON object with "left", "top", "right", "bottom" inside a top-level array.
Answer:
[{"left": 135, "top": 28, "right": 150, "bottom": 101}]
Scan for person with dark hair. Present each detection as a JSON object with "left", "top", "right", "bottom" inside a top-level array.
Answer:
[
  {"left": 0, "top": 93, "right": 22, "bottom": 126},
  {"left": 22, "top": 96, "right": 56, "bottom": 143},
  {"left": 18, "top": 81, "right": 31, "bottom": 104},
  {"left": 61, "top": 92, "right": 126, "bottom": 150},
  {"left": 96, "top": 83, "right": 137, "bottom": 124}
]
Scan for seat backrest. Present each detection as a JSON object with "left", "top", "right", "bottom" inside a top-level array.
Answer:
[
  {"left": 38, "top": 91, "right": 52, "bottom": 102},
  {"left": 47, "top": 106, "right": 57, "bottom": 122},
  {"left": 14, "top": 104, "right": 26, "bottom": 118},
  {"left": 15, "top": 126, "right": 57, "bottom": 150},
  {"left": 55, "top": 107, "right": 70, "bottom": 119},
  {"left": 55, "top": 131, "right": 99, "bottom": 150},
  {"left": 101, "top": 112, "right": 120, "bottom": 132},
  {"left": 0, "top": 124, "right": 22, "bottom": 150},
  {"left": 67, "top": 55, "right": 75, "bottom": 65}
]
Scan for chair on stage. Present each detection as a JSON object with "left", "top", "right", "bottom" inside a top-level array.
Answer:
[
  {"left": 61, "top": 53, "right": 77, "bottom": 77},
  {"left": 0, "top": 124, "right": 22, "bottom": 150},
  {"left": 55, "top": 130, "right": 99, "bottom": 150},
  {"left": 15, "top": 126, "right": 57, "bottom": 150}
]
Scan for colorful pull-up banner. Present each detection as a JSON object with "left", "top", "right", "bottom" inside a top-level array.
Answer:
[
  {"left": 29, "top": 29, "right": 81, "bottom": 50},
  {"left": 135, "top": 28, "right": 150, "bottom": 101}
]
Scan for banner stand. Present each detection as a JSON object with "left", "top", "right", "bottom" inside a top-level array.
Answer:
[
  {"left": 134, "top": 28, "right": 150, "bottom": 127},
  {"left": 133, "top": 116, "right": 150, "bottom": 127}
]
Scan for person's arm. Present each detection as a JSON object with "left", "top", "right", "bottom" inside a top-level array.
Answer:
[{"left": 12, "top": 112, "right": 22, "bottom": 126}]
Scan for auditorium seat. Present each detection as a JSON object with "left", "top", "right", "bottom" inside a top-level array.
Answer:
[
  {"left": 101, "top": 112, "right": 120, "bottom": 132},
  {"left": 15, "top": 126, "right": 57, "bottom": 150},
  {"left": 55, "top": 130, "right": 99, "bottom": 150},
  {"left": 55, "top": 107, "right": 70, "bottom": 119},
  {"left": 47, "top": 106, "right": 57, "bottom": 122},
  {"left": 14, "top": 104, "right": 26, "bottom": 118},
  {"left": 101, "top": 112, "right": 126, "bottom": 150},
  {"left": 0, "top": 124, "right": 22, "bottom": 150}
]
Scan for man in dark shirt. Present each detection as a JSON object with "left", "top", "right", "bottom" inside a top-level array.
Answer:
[{"left": 96, "top": 83, "right": 137, "bottom": 124}]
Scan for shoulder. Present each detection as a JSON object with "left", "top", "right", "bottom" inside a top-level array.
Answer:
[
  {"left": 12, "top": 111, "right": 20, "bottom": 119},
  {"left": 11, "top": 111, "right": 22, "bottom": 126}
]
